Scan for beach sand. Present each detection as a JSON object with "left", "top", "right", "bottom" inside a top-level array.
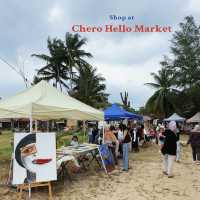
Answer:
[{"left": 1, "top": 137, "right": 200, "bottom": 200}]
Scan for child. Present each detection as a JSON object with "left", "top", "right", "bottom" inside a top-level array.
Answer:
[{"left": 71, "top": 135, "right": 79, "bottom": 147}]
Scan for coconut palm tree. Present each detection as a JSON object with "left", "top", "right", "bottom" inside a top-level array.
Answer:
[
  {"left": 32, "top": 33, "right": 92, "bottom": 91},
  {"left": 64, "top": 33, "right": 92, "bottom": 89},
  {"left": 32, "top": 38, "right": 70, "bottom": 91},
  {"left": 145, "top": 67, "right": 177, "bottom": 117},
  {"left": 70, "top": 64, "right": 109, "bottom": 108}
]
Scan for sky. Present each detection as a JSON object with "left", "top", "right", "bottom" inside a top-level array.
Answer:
[{"left": 0, "top": 0, "right": 200, "bottom": 109}]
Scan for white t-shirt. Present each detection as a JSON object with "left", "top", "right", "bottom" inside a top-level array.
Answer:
[
  {"left": 88, "top": 128, "right": 93, "bottom": 136},
  {"left": 118, "top": 130, "right": 124, "bottom": 141},
  {"left": 71, "top": 140, "right": 78, "bottom": 147}
]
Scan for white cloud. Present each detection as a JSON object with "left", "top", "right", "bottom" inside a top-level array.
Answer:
[
  {"left": 1, "top": 0, "right": 194, "bottom": 107},
  {"left": 187, "top": 0, "right": 200, "bottom": 13},
  {"left": 85, "top": 32, "right": 171, "bottom": 65},
  {"left": 48, "top": 4, "right": 64, "bottom": 24},
  {"left": 92, "top": 56, "right": 161, "bottom": 108}
]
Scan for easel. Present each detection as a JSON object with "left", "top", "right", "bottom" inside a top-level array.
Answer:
[
  {"left": 97, "top": 147, "right": 108, "bottom": 174},
  {"left": 17, "top": 181, "right": 53, "bottom": 200},
  {"left": 7, "top": 153, "right": 14, "bottom": 186}
]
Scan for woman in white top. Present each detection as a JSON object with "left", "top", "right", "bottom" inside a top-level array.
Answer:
[{"left": 118, "top": 125, "right": 124, "bottom": 156}]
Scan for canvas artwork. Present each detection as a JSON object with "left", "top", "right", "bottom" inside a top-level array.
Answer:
[
  {"left": 99, "top": 144, "right": 115, "bottom": 172},
  {"left": 13, "top": 132, "right": 57, "bottom": 185}
]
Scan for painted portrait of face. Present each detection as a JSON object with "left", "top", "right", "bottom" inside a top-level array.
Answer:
[{"left": 15, "top": 134, "right": 52, "bottom": 183}]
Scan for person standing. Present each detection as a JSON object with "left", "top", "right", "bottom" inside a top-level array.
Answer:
[
  {"left": 117, "top": 124, "right": 124, "bottom": 157},
  {"left": 161, "top": 121, "right": 178, "bottom": 178},
  {"left": 88, "top": 125, "right": 93, "bottom": 143},
  {"left": 176, "top": 128, "right": 181, "bottom": 162},
  {"left": 92, "top": 125, "right": 98, "bottom": 144},
  {"left": 122, "top": 125, "right": 131, "bottom": 171},
  {"left": 187, "top": 125, "right": 200, "bottom": 165},
  {"left": 158, "top": 125, "right": 165, "bottom": 149},
  {"left": 131, "top": 125, "right": 139, "bottom": 152},
  {"left": 104, "top": 126, "right": 119, "bottom": 165}
]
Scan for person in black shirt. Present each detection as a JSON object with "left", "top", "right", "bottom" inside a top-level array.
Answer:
[
  {"left": 122, "top": 125, "right": 131, "bottom": 171},
  {"left": 131, "top": 126, "right": 139, "bottom": 152},
  {"left": 187, "top": 125, "right": 200, "bottom": 164},
  {"left": 161, "top": 121, "right": 178, "bottom": 178}
]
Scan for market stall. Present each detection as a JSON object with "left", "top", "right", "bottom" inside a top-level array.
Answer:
[
  {"left": 104, "top": 103, "right": 142, "bottom": 121},
  {"left": 0, "top": 81, "right": 105, "bottom": 199},
  {"left": 187, "top": 112, "right": 200, "bottom": 123},
  {"left": 164, "top": 113, "right": 185, "bottom": 122}
]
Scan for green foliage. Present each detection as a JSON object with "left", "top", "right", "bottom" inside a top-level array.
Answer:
[
  {"left": 56, "top": 130, "right": 87, "bottom": 148},
  {"left": 169, "top": 16, "right": 200, "bottom": 88},
  {"left": 138, "top": 107, "right": 147, "bottom": 115},
  {"left": 145, "top": 16, "right": 200, "bottom": 118},
  {"left": 171, "top": 85, "right": 200, "bottom": 117},
  {"left": 70, "top": 64, "right": 109, "bottom": 109},
  {"left": 32, "top": 33, "right": 109, "bottom": 108},
  {"left": 0, "top": 131, "right": 13, "bottom": 160},
  {"left": 145, "top": 67, "right": 176, "bottom": 118},
  {"left": 32, "top": 38, "right": 70, "bottom": 91},
  {"left": 120, "top": 91, "right": 131, "bottom": 110}
]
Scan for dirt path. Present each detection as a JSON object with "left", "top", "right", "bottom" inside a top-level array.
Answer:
[{"left": 1, "top": 138, "right": 200, "bottom": 200}]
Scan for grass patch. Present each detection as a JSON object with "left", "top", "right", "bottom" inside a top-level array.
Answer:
[{"left": 0, "top": 131, "right": 13, "bottom": 161}]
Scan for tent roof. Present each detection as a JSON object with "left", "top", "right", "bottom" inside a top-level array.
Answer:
[
  {"left": 164, "top": 113, "right": 185, "bottom": 122},
  {"left": 104, "top": 103, "right": 142, "bottom": 121},
  {"left": 187, "top": 112, "right": 200, "bottom": 123},
  {"left": 0, "top": 81, "right": 104, "bottom": 121}
]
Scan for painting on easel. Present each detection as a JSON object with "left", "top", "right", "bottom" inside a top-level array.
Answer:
[{"left": 13, "top": 132, "right": 57, "bottom": 185}]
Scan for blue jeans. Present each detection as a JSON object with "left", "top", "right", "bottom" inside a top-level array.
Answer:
[
  {"left": 176, "top": 141, "right": 181, "bottom": 161},
  {"left": 123, "top": 143, "right": 129, "bottom": 170},
  {"left": 88, "top": 135, "right": 93, "bottom": 143}
]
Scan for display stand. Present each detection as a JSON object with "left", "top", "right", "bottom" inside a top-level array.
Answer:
[
  {"left": 7, "top": 153, "right": 14, "bottom": 185},
  {"left": 97, "top": 147, "right": 108, "bottom": 174},
  {"left": 17, "top": 181, "right": 53, "bottom": 200}
]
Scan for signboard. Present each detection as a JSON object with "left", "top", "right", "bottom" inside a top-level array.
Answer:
[
  {"left": 99, "top": 144, "right": 115, "bottom": 172},
  {"left": 13, "top": 132, "right": 57, "bottom": 185}
]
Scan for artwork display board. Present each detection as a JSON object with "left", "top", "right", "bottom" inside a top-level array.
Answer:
[{"left": 13, "top": 132, "right": 57, "bottom": 185}]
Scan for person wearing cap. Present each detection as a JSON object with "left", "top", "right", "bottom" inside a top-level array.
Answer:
[
  {"left": 187, "top": 125, "right": 200, "bottom": 165},
  {"left": 161, "top": 121, "right": 178, "bottom": 178}
]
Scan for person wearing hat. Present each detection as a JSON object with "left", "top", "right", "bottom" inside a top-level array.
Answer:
[
  {"left": 161, "top": 121, "right": 178, "bottom": 178},
  {"left": 187, "top": 125, "right": 200, "bottom": 165}
]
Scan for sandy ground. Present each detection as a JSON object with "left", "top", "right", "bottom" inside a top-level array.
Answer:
[{"left": 1, "top": 137, "right": 200, "bottom": 200}]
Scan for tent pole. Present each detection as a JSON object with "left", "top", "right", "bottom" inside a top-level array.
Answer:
[
  {"left": 83, "top": 121, "right": 86, "bottom": 142},
  {"left": 30, "top": 116, "right": 32, "bottom": 133},
  {"left": 30, "top": 105, "right": 32, "bottom": 133},
  {"left": 102, "top": 122, "right": 105, "bottom": 144},
  {"left": 47, "top": 120, "right": 49, "bottom": 132},
  {"left": 35, "top": 120, "right": 38, "bottom": 132}
]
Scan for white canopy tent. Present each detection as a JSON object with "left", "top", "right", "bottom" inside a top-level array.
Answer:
[
  {"left": 164, "top": 113, "right": 185, "bottom": 122},
  {"left": 187, "top": 112, "right": 200, "bottom": 123},
  {"left": 0, "top": 81, "right": 104, "bottom": 131}
]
